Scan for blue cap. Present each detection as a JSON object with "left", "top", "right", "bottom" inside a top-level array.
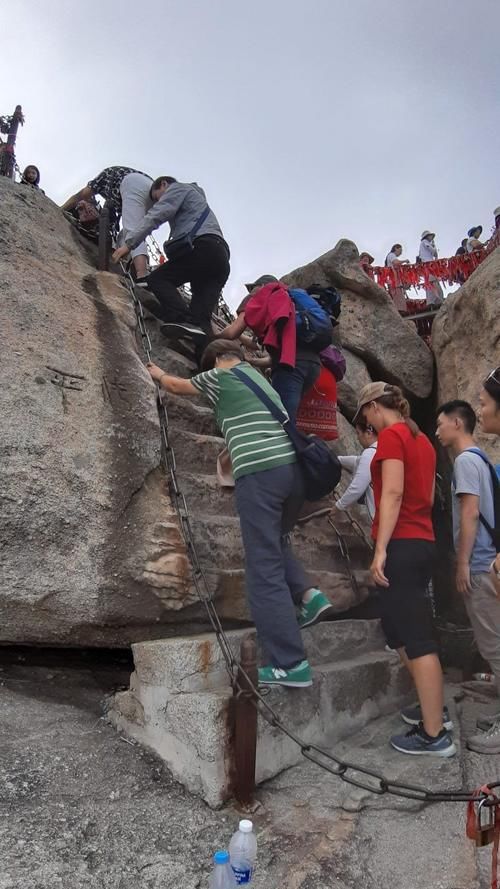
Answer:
[{"left": 214, "top": 851, "right": 230, "bottom": 864}]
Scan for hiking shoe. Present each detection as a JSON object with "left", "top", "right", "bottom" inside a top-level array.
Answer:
[
  {"left": 390, "top": 724, "right": 456, "bottom": 757},
  {"left": 161, "top": 322, "right": 207, "bottom": 344},
  {"left": 135, "top": 277, "right": 151, "bottom": 289},
  {"left": 476, "top": 710, "right": 500, "bottom": 732},
  {"left": 258, "top": 660, "right": 313, "bottom": 688},
  {"left": 298, "top": 590, "right": 335, "bottom": 629},
  {"left": 400, "top": 702, "right": 453, "bottom": 731},
  {"left": 467, "top": 721, "right": 500, "bottom": 754}
]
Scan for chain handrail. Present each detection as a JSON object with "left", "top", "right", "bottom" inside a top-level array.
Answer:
[{"left": 117, "top": 261, "right": 499, "bottom": 808}]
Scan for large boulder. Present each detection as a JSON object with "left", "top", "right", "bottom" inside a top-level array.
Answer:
[
  {"left": 283, "top": 239, "right": 434, "bottom": 399},
  {"left": 0, "top": 178, "right": 198, "bottom": 646},
  {"left": 432, "top": 247, "right": 500, "bottom": 462}
]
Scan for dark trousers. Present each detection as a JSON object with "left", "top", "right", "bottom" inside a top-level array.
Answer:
[
  {"left": 271, "top": 358, "right": 321, "bottom": 422},
  {"left": 378, "top": 539, "right": 437, "bottom": 660},
  {"left": 145, "top": 235, "right": 230, "bottom": 334},
  {"left": 234, "top": 462, "right": 312, "bottom": 669}
]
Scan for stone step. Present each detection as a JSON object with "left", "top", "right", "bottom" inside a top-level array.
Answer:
[
  {"left": 177, "top": 471, "right": 239, "bottom": 516},
  {"left": 189, "top": 513, "right": 369, "bottom": 573},
  {"left": 165, "top": 395, "right": 218, "bottom": 436},
  {"left": 205, "top": 567, "right": 371, "bottom": 619},
  {"left": 168, "top": 428, "right": 225, "bottom": 473},
  {"left": 109, "top": 620, "right": 412, "bottom": 807}
]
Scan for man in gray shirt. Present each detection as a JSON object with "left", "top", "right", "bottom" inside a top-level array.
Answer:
[
  {"left": 113, "top": 176, "right": 230, "bottom": 347},
  {"left": 436, "top": 400, "right": 499, "bottom": 753}
]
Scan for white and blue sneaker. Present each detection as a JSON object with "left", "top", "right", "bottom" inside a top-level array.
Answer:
[{"left": 390, "top": 723, "right": 456, "bottom": 757}]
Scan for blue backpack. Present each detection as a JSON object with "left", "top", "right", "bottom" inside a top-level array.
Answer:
[{"left": 288, "top": 288, "right": 333, "bottom": 351}]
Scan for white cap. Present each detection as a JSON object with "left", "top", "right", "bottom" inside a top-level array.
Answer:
[{"left": 239, "top": 819, "right": 253, "bottom": 833}]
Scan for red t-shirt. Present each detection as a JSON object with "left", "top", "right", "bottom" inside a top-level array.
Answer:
[{"left": 371, "top": 422, "right": 435, "bottom": 541}]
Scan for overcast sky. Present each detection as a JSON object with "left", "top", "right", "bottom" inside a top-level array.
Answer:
[{"left": 3, "top": 0, "right": 500, "bottom": 307}]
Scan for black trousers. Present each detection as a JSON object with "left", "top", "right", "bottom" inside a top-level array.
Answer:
[
  {"left": 145, "top": 235, "right": 230, "bottom": 333},
  {"left": 378, "top": 539, "right": 437, "bottom": 660}
]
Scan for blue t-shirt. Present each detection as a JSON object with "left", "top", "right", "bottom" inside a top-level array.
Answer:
[{"left": 451, "top": 449, "right": 496, "bottom": 574}]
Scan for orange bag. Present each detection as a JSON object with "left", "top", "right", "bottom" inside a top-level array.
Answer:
[{"left": 296, "top": 367, "right": 338, "bottom": 441}]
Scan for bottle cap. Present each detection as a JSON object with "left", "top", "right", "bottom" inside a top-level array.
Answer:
[
  {"left": 214, "top": 851, "right": 230, "bottom": 864},
  {"left": 239, "top": 819, "right": 253, "bottom": 833}
]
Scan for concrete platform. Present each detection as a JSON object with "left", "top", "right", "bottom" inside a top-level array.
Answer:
[{"left": 109, "top": 620, "right": 413, "bottom": 807}]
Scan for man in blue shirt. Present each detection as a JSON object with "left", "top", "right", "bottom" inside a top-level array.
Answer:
[{"left": 436, "top": 400, "right": 499, "bottom": 754}]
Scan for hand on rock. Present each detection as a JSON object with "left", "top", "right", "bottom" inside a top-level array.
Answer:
[{"left": 112, "top": 245, "right": 130, "bottom": 263}]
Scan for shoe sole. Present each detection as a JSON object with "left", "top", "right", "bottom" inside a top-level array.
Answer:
[
  {"left": 401, "top": 713, "right": 454, "bottom": 732},
  {"left": 466, "top": 741, "right": 500, "bottom": 754},
  {"left": 161, "top": 324, "right": 207, "bottom": 343},
  {"left": 299, "top": 603, "right": 336, "bottom": 629},
  {"left": 390, "top": 739, "right": 457, "bottom": 757},
  {"left": 476, "top": 721, "right": 494, "bottom": 732},
  {"left": 258, "top": 679, "right": 313, "bottom": 688}
]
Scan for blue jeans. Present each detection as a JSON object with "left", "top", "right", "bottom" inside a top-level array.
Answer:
[
  {"left": 271, "top": 358, "right": 320, "bottom": 422},
  {"left": 235, "top": 462, "right": 312, "bottom": 668}
]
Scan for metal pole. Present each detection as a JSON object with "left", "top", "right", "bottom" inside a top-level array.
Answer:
[
  {"left": 232, "top": 634, "right": 258, "bottom": 808},
  {"left": 0, "top": 105, "right": 24, "bottom": 179},
  {"left": 98, "top": 204, "right": 111, "bottom": 271}
]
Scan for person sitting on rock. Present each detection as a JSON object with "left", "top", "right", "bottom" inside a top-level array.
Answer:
[
  {"left": 145, "top": 339, "right": 335, "bottom": 688},
  {"left": 435, "top": 400, "right": 499, "bottom": 755},
  {"left": 466, "top": 225, "right": 484, "bottom": 254},
  {"left": 112, "top": 176, "right": 230, "bottom": 352},
  {"left": 384, "top": 244, "right": 409, "bottom": 314},
  {"left": 418, "top": 230, "right": 444, "bottom": 308},
  {"left": 353, "top": 382, "right": 455, "bottom": 757},
  {"left": 335, "top": 420, "right": 378, "bottom": 521},
  {"left": 215, "top": 275, "right": 325, "bottom": 423},
  {"left": 20, "top": 165, "right": 44, "bottom": 192},
  {"left": 61, "top": 166, "right": 154, "bottom": 280}
]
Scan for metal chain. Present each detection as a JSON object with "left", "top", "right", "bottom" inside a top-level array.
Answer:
[{"left": 119, "top": 264, "right": 499, "bottom": 807}]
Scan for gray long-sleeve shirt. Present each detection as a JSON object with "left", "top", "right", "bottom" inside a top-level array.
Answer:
[{"left": 124, "top": 181, "right": 224, "bottom": 250}]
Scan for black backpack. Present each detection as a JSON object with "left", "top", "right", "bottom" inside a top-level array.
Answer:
[
  {"left": 467, "top": 448, "right": 500, "bottom": 552},
  {"left": 306, "top": 285, "right": 342, "bottom": 327}
]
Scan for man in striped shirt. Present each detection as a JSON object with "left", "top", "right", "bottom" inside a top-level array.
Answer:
[{"left": 147, "top": 339, "right": 334, "bottom": 688}]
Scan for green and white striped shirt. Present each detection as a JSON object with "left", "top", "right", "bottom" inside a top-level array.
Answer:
[{"left": 191, "top": 363, "right": 297, "bottom": 480}]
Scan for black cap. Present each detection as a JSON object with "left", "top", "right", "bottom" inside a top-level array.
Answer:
[{"left": 244, "top": 274, "right": 279, "bottom": 292}]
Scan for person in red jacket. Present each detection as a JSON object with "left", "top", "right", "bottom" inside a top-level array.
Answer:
[{"left": 352, "top": 381, "right": 456, "bottom": 758}]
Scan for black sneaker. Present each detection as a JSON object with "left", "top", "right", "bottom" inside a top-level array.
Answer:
[
  {"left": 135, "top": 277, "right": 151, "bottom": 289},
  {"left": 400, "top": 702, "right": 453, "bottom": 731},
  {"left": 161, "top": 322, "right": 208, "bottom": 344}
]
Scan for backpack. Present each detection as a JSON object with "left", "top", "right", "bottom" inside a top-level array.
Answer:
[
  {"left": 306, "top": 285, "right": 342, "bottom": 326},
  {"left": 467, "top": 448, "right": 500, "bottom": 552},
  {"left": 287, "top": 288, "right": 333, "bottom": 351}
]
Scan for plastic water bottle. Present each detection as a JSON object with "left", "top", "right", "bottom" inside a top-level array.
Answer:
[
  {"left": 229, "top": 820, "right": 257, "bottom": 885},
  {"left": 209, "top": 851, "right": 237, "bottom": 888}
]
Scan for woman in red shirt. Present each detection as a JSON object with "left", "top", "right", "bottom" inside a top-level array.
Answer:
[{"left": 353, "top": 382, "right": 456, "bottom": 758}]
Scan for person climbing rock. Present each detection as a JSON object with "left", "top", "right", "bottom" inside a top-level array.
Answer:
[
  {"left": 145, "top": 339, "right": 335, "bottom": 689},
  {"left": 216, "top": 276, "right": 328, "bottom": 423},
  {"left": 353, "top": 382, "right": 455, "bottom": 757},
  {"left": 335, "top": 420, "right": 378, "bottom": 521},
  {"left": 436, "top": 399, "right": 499, "bottom": 754},
  {"left": 418, "top": 230, "right": 443, "bottom": 308},
  {"left": 61, "top": 165, "right": 153, "bottom": 279},
  {"left": 112, "top": 176, "right": 230, "bottom": 350},
  {"left": 20, "top": 164, "right": 44, "bottom": 192}
]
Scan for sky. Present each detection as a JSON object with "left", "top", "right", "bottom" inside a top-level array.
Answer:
[{"left": 3, "top": 0, "right": 500, "bottom": 308}]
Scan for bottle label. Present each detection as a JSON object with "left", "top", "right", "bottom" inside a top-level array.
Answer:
[{"left": 232, "top": 865, "right": 252, "bottom": 884}]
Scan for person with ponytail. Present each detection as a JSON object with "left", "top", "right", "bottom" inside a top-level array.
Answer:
[
  {"left": 352, "top": 382, "right": 456, "bottom": 757},
  {"left": 478, "top": 367, "right": 500, "bottom": 595}
]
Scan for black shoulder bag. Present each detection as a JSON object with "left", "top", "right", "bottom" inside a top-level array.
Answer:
[
  {"left": 163, "top": 205, "right": 210, "bottom": 261},
  {"left": 231, "top": 367, "right": 341, "bottom": 501}
]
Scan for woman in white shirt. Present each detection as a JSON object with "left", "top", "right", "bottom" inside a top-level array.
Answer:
[
  {"left": 385, "top": 243, "right": 409, "bottom": 313},
  {"left": 418, "top": 230, "right": 443, "bottom": 308},
  {"left": 335, "top": 421, "right": 378, "bottom": 520},
  {"left": 466, "top": 225, "right": 484, "bottom": 253}
]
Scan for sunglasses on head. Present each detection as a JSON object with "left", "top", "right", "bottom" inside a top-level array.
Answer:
[{"left": 485, "top": 368, "right": 500, "bottom": 386}]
